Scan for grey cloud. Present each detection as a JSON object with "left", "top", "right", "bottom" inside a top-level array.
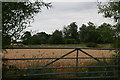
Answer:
[
  {"left": 28, "top": 2, "right": 115, "bottom": 34},
  {"left": 52, "top": 2, "right": 97, "bottom": 12}
]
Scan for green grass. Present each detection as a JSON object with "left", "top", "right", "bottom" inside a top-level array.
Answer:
[
  {"left": 12, "top": 43, "right": 112, "bottom": 48},
  {"left": 27, "top": 44, "right": 86, "bottom": 47},
  {"left": 3, "top": 60, "right": 119, "bottom": 80}
]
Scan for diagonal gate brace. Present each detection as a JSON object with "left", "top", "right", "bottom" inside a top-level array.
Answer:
[
  {"left": 43, "top": 49, "right": 76, "bottom": 67},
  {"left": 79, "top": 49, "right": 107, "bottom": 65}
]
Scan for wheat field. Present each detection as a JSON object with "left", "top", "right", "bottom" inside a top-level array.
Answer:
[{"left": 3, "top": 49, "right": 116, "bottom": 68}]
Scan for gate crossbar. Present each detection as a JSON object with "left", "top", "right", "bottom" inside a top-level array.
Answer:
[
  {"left": 2, "top": 47, "right": 120, "bottom": 79},
  {"left": 43, "top": 48, "right": 107, "bottom": 68}
]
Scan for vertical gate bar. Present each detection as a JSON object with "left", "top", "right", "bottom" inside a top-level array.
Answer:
[{"left": 76, "top": 49, "right": 79, "bottom": 72}]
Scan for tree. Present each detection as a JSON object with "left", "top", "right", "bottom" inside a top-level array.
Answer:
[
  {"left": 63, "top": 22, "right": 79, "bottom": 44},
  {"left": 21, "top": 31, "right": 31, "bottom": 45},
  {"left": 98, "top": 0, "right": 120, "bottom": 47},
  {"left": 48, "top": 30, "right": 64, "bottom": 44},
  {"left": 79, "top": 22, "right": 99, "bottom": 43},
  {"left": 30, "top": 35, "right": 40, "bottom": 45},
  {"left": 35, "top": 32, "right": 49, "bottom": 44},
  {"left": 112, "top": 24, "right": 120, "bottom": 48},
  {"left": 98, "top": 1, "right": 120, "bottom": 22},
  {"left": 97, "top": 23, "right": 115, "bottom": 43},
  {"left": 28, "top": 32, "right": 50, "bottom": 45},
  {"left": 98, "top": 1, "right": 120, "bottom": 67},
  {"left": 2, "top": 1, "right": 51, "bottom": 47},
  {"left": 79, "top": 24, "right": 87, "bottom": 43}
]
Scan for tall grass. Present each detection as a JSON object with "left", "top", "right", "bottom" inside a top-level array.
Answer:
[{"left": 2, "top": 55, "right": 119, "bottom": 80}]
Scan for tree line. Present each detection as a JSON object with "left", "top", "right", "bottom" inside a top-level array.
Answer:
[
  {"left": 21, "top": 21, "right": 118, "bottom": 45},
  {"left": 2, "top": 1, "right": 120, "bottom": 48}
]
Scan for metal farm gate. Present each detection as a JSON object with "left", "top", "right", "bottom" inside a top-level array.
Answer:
[{"left": 2, "top": 47, "right": 120, "bottom": 80}]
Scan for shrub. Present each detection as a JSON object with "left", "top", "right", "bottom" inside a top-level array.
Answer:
[
  {"left": 64, "top": 39, "right": 77, "bottom": 44},
  {"left": 86, "top": 43, "right": 98, "bottom": 47}
]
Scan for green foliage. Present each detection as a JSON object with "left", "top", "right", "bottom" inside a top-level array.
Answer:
[
  {"left": 111, "top": 50, "right": 120, "bottom": 65},
  {"left": 97, "top": 23, "right": 115, "bottom": 43},
  {"left": 19, "top": 22, "right": 117, "bottom": 46},
  {"left": 98, "top": 1, "right": 120, "bottom": 47},
  {"left": 79, "top": 22, "right": 99, "bottom": 43},
  {"left": 63, "top": 22, "right": 79, "bottom": 43},
  {"left": 21, "top": 31, "right": 31, "bottom": 45},
  {"left": 48, "top": 30, "right": 64, "bottom": 44},
  {"left": 109, "top": 50, "right": 120, "bottom": 78},
  {"left": 86, "top": 43, "right": 99, "bottom": 48},
  {"left": 98, "top": 1, "right": 120, "bottom": 22},
  {"left": 2, "top": 63, "right": 57, "bottom": 80},
  {"left": 3, "top": 59, "right": 118, "bottom": 80},
  {"left": 36, "top": 32, "right": 49, "bottom": 44},
  {"left": 2, "top": 35, "right": 11, "bottom": 47},
  {"left": 98, "top": 1, "right": 120, "bottom": 70},
  {"left": 64, "top": 38, "right": 77, "bottom": 44},
  {"left": 79, "top": 22, "right": 116, "bottom": 44},
  {"left": 29, "top": 35, "right": 41, "bottom": 45},
  {"left": 29, "top": 32, "right": 50, "bottom": 45},
  {"left": 112, "top": 24, "right": 120, "bottom": 48},
  {"left": 15, "top": 44, "right": 111, "bottom": 48},
  {"left": 112, "top": 36, "right": 120, "bottom": 48},
  {"left": 2, "top": 1, "right": 51, "bottom": 47},
  {"left": 82, "top": 63, "right": 117, "bottom": 79}
]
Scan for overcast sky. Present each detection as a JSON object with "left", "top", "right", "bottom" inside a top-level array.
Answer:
[{"left": 26, "top": 2, "right": 115, "bottom": 34}]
